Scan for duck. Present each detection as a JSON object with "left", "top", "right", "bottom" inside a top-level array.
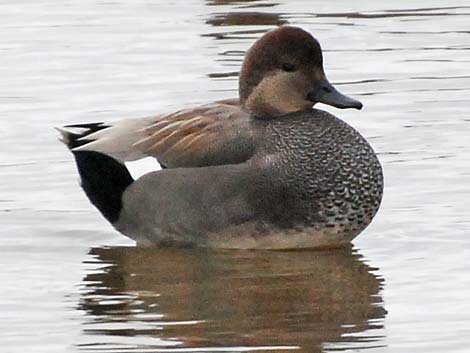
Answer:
[{"left": 58, "top": 26, "right": 383, "bottom": 249}]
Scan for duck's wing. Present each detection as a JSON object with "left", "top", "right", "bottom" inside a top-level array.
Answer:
[
  {"left": 58, "top": 99, "right": 256, "bottom": 168},
  {"left": 133, "top": 99, "right": 255, "bottom": 168}
]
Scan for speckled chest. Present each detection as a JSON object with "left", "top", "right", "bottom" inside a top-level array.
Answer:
[{"left": 257, "top": 109, "right": 383, "bottom": 236}]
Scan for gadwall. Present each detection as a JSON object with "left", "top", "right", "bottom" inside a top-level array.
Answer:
[{"left": 58, "top": 26, "right": 383, "bottom": 249}]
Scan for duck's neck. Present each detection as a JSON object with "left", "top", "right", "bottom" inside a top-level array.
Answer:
[
  {"left": 239, "top": 77, "right": 312, "bottom": 118},
  {"left": 242, "top": 98, "right": 284, "bottom": 119}
]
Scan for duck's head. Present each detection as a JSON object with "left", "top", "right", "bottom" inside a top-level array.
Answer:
[{"left": 239, "top": 26, "right": 362, "bottom": 117}]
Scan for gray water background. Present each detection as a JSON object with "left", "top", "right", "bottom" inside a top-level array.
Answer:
[{"left": 1, "top": 0, "right": 470, "bottom": 352}]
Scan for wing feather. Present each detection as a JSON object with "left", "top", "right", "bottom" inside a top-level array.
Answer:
[{"left": 65, "top": 99, "right": 255, "bottom": 168}]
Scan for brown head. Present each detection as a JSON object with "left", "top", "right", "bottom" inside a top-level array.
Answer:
[{"left": 239, "top": 26, "right": 362, "bottom": 117}]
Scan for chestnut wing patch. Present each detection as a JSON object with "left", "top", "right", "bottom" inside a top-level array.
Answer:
[{"left": 134, "top": 101, "right": 255, "bottom": 168}]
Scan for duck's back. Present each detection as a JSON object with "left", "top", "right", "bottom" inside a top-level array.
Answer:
[{"left": 249, "top": 109, "right": 383, "bottom": 243}]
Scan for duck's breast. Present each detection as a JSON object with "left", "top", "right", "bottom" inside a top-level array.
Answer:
[{"left": 252, "top": 109, "right": 383, "bottom": 239}]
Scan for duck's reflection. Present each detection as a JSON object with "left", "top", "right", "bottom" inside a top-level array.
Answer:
[
  {"left": 203, "top": 1, "right": 287, "bottom": 86},
  {"left": 204, "top": 0, "right": 285, "bottom": 39},
  {"left": 78, "top": 246, "right": 386, "bottom": 352},
  {"left": 206, "top": 12, "right": 287, "bottom": 27}
]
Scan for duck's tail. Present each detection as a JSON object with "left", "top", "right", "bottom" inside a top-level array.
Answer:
[
  {"left": 57, "top": 125, "right": 134, "bottom": 224},
  {"left": 56, "top": 117, "right": 155, "bottom": 162}
]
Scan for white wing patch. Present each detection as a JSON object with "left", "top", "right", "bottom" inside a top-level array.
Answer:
[{"left": 125, "top": 157, "right": 162, "bottom": 180}]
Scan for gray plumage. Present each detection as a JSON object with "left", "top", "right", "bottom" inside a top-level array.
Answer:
[
  {"left": 58, "top": 26, "right": 383, "bottom": 249},
  {"left": 115, "top": 109, "right": 383, "bottom": 248}
]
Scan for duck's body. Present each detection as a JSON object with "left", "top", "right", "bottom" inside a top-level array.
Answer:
[
  {"left": 59, "top": 26, "right": 383, "bottom": 249},
  {"left": 114, "top": 109, "right": 382, "bottom": 248}
]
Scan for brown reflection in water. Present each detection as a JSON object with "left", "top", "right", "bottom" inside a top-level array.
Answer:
[
  {"left": 208, "top": 71, "right": 239, "bottom": 78},
  {"left": 78, "top": 246, "right": 386, "bottom": 352},
  {"left": 207, "top": 12, "right": 287, "bottom": 26},
  {"left": 205, "top": 4, "right": 287, "bottom": 82}
]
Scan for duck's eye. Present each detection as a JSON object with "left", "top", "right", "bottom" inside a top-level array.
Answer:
[{"left": 281, "top": 63, "right": 296, "bottom": 72}]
